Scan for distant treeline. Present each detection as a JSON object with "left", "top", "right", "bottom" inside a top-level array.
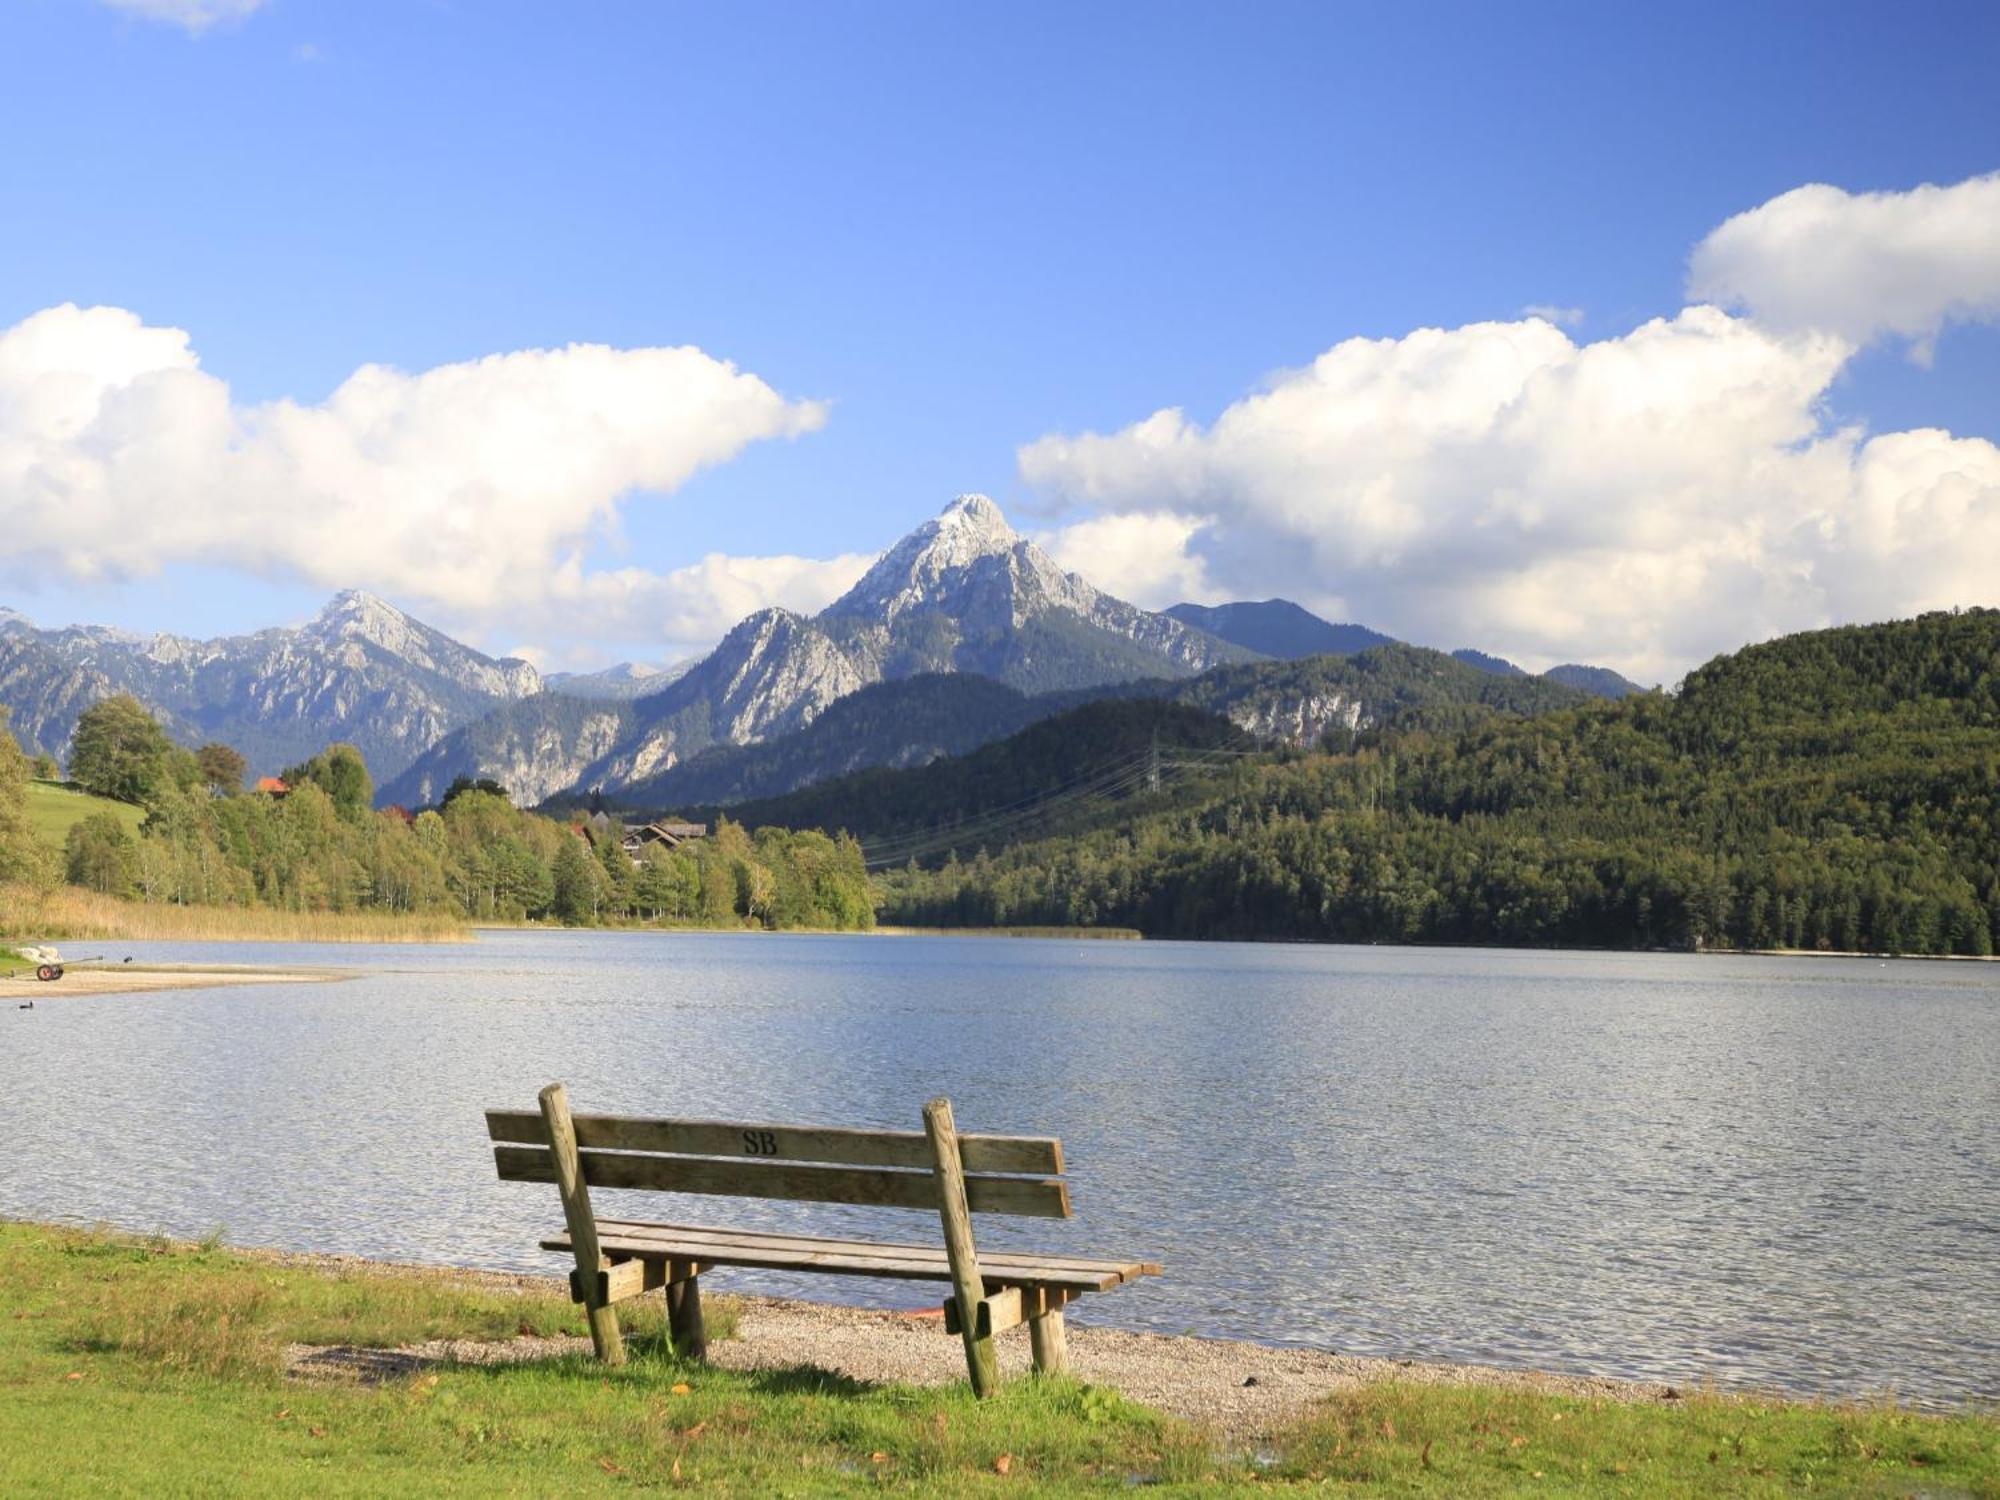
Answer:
[
  {"left": 878, "top": 611, "right": 2000, "bottom": 956},
  {"left": 0, "top": 698, "right": 871, "bottom": 931}
]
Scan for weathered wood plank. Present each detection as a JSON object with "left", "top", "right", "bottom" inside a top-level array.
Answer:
[
  {"left": 583, "top": 1220, "right": 1150, "bottom": 1281},
  {"left": 941, "top": 1286, "right": 1026, "bottom": 1338},
  {"left": 539, "top": 1083, "right": 624, "bottom": 1365},
  {"left": 486, "top": 1110, "right": 1062, "bottom": 1176},
  {"left": 926, "top": 1096, "right": 999, "bottom": 1397},
  {"left": 556, "top": 1224, "right": 1144, "bottom": 1288},
  {"left": 570, "top": 1258, "right": 656, "bottom": 1306},
  {"left": 494, "top": 1145, "right": 1070, "bottom": 1218},
  {"left": 545, "top": 1231, "right": 1111, "bottom": 1287}
]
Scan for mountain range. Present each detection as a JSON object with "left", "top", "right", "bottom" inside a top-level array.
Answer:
[
  {"left": 0, "top": 494, "right": 1642, "bottom": 808},
  {"left": 382, "top": 495, "right": 1259, "bottom": 804},
  {"left": 544, "top": 659, "right": 695, "bottom": 700},
  {"left": 1165, "top": 600, "right": 1398, "bottom": 658},
  {"left": 0, "top": 590, "right": 540, "bottom": 782}
]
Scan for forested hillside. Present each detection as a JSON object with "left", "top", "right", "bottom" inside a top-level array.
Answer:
[
  {"left": 599, "top": 674, "right": 1047, "bottom": 812},
  {"left": 878, "top": 611, "right": 2000, "bottom": 956},
  {"left": 594, "top": 643, "right": 1583, "bottom": 818},
  {"left": 729, "top": 699, "right": 1257, "bottom": 865},
  {"left": 1158, "top": 645, "right": 1588, "bottom": 743},
  {"left": 0, "top": 699, "right": 870, "bottom": 932}
]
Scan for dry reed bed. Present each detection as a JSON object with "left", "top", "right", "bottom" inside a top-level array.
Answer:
[{"left": 0, "top": 884, "right": 469, "bottom": 943}]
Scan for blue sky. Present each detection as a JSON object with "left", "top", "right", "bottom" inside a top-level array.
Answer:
[{"left": 2, "top": 0, "right": 1997, "bottom": 676}]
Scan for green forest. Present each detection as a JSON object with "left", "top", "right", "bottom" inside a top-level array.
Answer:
[
  {"left": 0, "top": 698, "right": 872, "bottom": 932},
  {"left": 9, "top": 610, "right": 2000, "bottom": 954},
  {"left": 876, "top": 611, "right": 2000, "bottom": 956}
]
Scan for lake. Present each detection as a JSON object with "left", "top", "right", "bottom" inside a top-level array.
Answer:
[{"left": 4, "top": 931, "right": 1995, "bottom": 1408}]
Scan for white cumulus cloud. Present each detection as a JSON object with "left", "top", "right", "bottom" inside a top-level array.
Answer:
[
  {"left": 1689, "top": 172, "right": 2000, "bottom": 358},
  {"left": 98, "top": 0, "right": 266, "bottom": 33},
  {"left": 0, "top": 303, "right": 839, "bottom": 650},
  {"left": 1037, "top": 510, "right": 1220, "bottom": 608},
  {"left": 1022, "top": 293, "right": 2000, "bottom": 682}
]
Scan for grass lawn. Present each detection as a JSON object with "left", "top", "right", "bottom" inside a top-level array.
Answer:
[
  {"left": 23, "top": 779, "right": 148, "bottom": 849},
  {"left": 0, "top": 1222, "right": 1993, "bottom": 1497}
]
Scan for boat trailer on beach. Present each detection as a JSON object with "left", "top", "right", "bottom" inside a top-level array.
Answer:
[{"left": 4, "top": 945, "right": 107, "bottom": 983}]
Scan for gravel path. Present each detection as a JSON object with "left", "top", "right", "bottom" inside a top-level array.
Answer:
[{"left": 266, "top": 1252, "right": 1687, "bottom": 1442}]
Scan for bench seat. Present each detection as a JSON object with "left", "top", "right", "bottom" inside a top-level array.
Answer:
[{"left": 545, "top": 1218, "right": 1160, "bottom": 1294}]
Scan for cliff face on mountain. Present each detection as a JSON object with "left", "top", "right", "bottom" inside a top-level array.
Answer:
[
  {"left": 391, "top": 495, "right": 1257, "bottom": 803},
  {"left": 0, "top": 590, "right": 541, "bottom": 780}
]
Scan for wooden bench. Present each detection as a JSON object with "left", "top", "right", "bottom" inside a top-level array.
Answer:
[{"left": 486, "top": 1083, "right": 1160, "bottom": 1395}]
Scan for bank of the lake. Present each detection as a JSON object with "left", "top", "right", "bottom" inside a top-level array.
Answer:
[
  {"left": 2, "top": 962, "right": 348, "bottom": 997},
  {"left": 8, "top": 932, "right": 1995, "bottom": 1412},
  {"left": 5, "top": 1222, "right": 1994, "bottom": 1498},
  {"left": 0, "top": 882, "right": 470, "bottom": 944}
]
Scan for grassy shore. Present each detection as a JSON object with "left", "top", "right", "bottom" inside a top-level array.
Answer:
[
  {"left": 22, "top": 779, "right": 149, "bottom": 848},
  {"left": 1, "top": 1223, "right": 1992, "bottom": 1497},
  {"left": 0, "top": 884, "right": 469, "bottom": 944}
]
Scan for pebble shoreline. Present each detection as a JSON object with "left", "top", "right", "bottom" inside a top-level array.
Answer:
[{"left": 262, "top": 1249, "right": 1693, "bottom": 1441}]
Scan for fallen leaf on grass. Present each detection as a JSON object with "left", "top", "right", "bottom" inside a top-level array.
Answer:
[
  {"left": 308, "top": 1427, "right": 327, "bottom": 1439},
  {"left": 275, "top": 1409, "right": 291, "bottom": 1422},
  {"left": 870, "top": 1452, "right": 888, "bottom": 1464},
  {"left": 597, "top": 1458, "right": 625, "bottom": 1475},
  {"left": 993, "top": 1454, "right": 1012, "bottom": 1475},
  {"left": 63, "top": 1372, "right": 83, "bottom": 1383},
  {"left": 679, "top": 1422, "right": 707, "bottom": 1441},
  {"left": 671, "top": 1382, "right": 691, "bottom": 1395}
]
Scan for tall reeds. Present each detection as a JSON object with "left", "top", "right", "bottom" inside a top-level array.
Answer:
[{"left": 0, "top": 884, "right": 469, "bottom": 943}]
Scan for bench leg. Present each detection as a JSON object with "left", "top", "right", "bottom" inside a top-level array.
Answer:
[
  {"left": 1028, "top": 1308, "right": 1069, "bottom": 1375},
  {"left": 924, "top": 1098, "right": 1000, "bottom": 1397},
  {"left": 539, "top": 1082, "right": 624, "bottom": 1366},
  {"left": 667, "top": 1261, "right": 707, "bottom": 1361}
]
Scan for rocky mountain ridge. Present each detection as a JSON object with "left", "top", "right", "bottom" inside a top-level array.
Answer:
[
  {"left": 0, "top": 591, "right": 542, "bottom": 782},
  {"left": 388, "top": 495, "right": 1256, "bottom": 804},
  {"left": 3, "top": 497, "right": 1640, "bottom": 812}
]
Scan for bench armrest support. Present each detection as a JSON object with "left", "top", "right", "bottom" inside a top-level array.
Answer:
[
  {"left": 924, "top": 1096, "right": 999, "bottom": 1397},
  {"left": 541, "top": 1082, "right": 625, "bottom": 1365}
]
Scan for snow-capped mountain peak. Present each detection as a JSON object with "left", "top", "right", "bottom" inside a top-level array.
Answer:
[
  {"left": 304, "top": 589, "right": 420, "bottom": 650},
  {"left": 823, "top": 494, "right": 1034, "bottom": 623},
  {"left": 936, "top": 492, "right": 1016, "bottom": 548}
]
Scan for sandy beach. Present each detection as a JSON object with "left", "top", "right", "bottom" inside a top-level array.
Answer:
[{"left": 2, "top": 963, "right": 349, "bottom": 997}]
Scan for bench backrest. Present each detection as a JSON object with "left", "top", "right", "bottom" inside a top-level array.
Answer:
[{"left": 486, "top": 1108, "right": 1072, "bottom": 1219}]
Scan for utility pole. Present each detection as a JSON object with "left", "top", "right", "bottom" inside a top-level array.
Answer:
[{"left": 1146, "top": 727, "right": 1161, "bottom": 792}]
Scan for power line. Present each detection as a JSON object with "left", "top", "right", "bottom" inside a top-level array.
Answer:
[
  {"left": 860, "top": 741, "right": 1260, "bottom": 869},
  {"left": 860, "top": 752, "right": 1159, "bottom": 866}
]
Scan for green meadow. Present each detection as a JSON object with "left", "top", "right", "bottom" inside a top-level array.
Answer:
[
  {"left": 1, "top": 1223, "right": 1992, "bottom": 1497},
  {"left": 23, "top": 778, "right": 148, "bottom": 849}
]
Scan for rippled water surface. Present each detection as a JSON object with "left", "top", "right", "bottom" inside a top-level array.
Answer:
[{"left": 5, "top": 931, "right": 1996, "bottom": 1406}]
